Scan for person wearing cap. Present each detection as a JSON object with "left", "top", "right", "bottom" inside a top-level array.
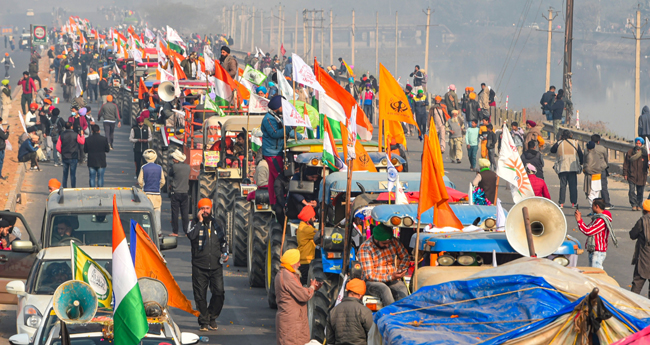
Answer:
[
  {"left": 0, "top": 79, "right": 11, "bottom": 118},
  {"left": 296, "top": 205, "right": 317, "bottom": 286},
  {"left": 97, "top": 94, "right": 121, "bottom": 148},
  {"left": 583, "top": 141, "right": 608, "bottom": 206},
  {"left": 630, "top": 199, "right": 650, "bottom": 297},
  {"left": 550, "top": 130, "right": 583, "bottom": 208},
  {"left": 275, "top": 248, "right": 323, "bottom": 345},
  {"left": 429, "top": 95, "right": 448, "bottom": 148},
  {"left": 262, "top": 95, "right": 303, "bottom": 205},
  {"left": 138, "top": 149, "right": 165, "bottom": 236},
  {"left": 129, "top": 115, "right": 152, "bottom": 177},
  {"left": 623, "top": 137, "right": 649, "bottom": 211},
  {"left": 84, "top": 125, "right": 110, "bottom": 187},
  {"left": 219, "top": 46, "right": 238, "bottom": 79},
  {"left": 464, "top": 91, "right": 480, "bottom": 124},
  {"left": 188, "top": 198, "right": 229, "bottom": 332},
  {"left": 412, "top": 89, "right": 429, "bottom": 137},
  {"left": 444, "top": 84, "right": 460, "bottom": 115},
  {"left": 169, "top": 150, "right": 190, "bottom": 237},
  {"left": 472, "top": 158, "right": 498, "bottom": 204},
  {"left": 526, "top": 164, "right": 550, "bottom": 199},
  {"left": 1, "top": 53, "right": 14, "bottom": 79},
  {"left": 57, "top": 122, "right": 85, "bottom": 188},
  {"left": 523, "top": 120, "right": 545, "bottom": 151},
  {"left": 18, "top": 133, "right": 40, "bottom": 171},
  {"left": 409, "top": 65, "right": 424, "bottom": 92},
  {"left": 17, "top": 71, "right": 36, "bottom": 115},
  {"left": 345, "top": 77, "right": 359, "bottom": 99},
  {"left": 24, "top": 103, "right": 39, "bottom": 131},
  {"left": 575, "top": 198, "right": 614, "bottom": 269},
  {"left": 446, "top": 109, "right": 465, "bottom": 164},
  {"left": 48, "top": 178, "right": 61, "bottom": 193},
  {"left": 326, "top": 278, "right": 374, "bottom": 345},
  {"left": 358, "top": 224, "right": 409, "bottom": 306}
]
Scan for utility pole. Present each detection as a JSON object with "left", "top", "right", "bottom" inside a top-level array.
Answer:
[
  {"left": 231, "top": 4, "right": 236, "bottom": 39},
  {"left": 375, "top": 12, "right": 379, "bottom": 74},
  {"left": 303, "top": 10, "right": 307, "bottom": 56},
  {"left": 330, "top": 10, "right": 333, "bottom": 66},
  {"left": 311, "top": 11, "right": 315, "bottom": 57},
  {"left": 320, "top": 12, "right": 324, "bottom": 62},
  {"left": 261, "top": 13, "right": 264, "bottom": 49},
  {"left": 240, "top": 6, "right": 245, "bottom": 50},
  {"left": 222, "top": 7, "right": 226, "bottom": 35},
  {"left": 351, "top": 10, "right": 355, "bottom": 66},
  {"left": 270, "top": 9, "right": 274, "bottom": 49},
  {"left": 277, "top": 5, "right": 282, "bottom": 57},
  {"left": 395, "top": 11, "right": 398, "bottom": 74},
  {"left": 282, "top": 10, "right": 286, "bottom": 54},
  {"left": 424, "top": 8, "right": 431, "bottom": 77},
  {"left": 624, "top": 8, "right": 648, "bottom": 138},
  {"left": 562, "top": 0, "right": 574, "bottom": 125},
  {"left": 541, "top": 8, "right": 559, "bottom": 91},
  {"left": 295, "top": 11, "right": 298, "bottom": 52},
  {"left": 251, "top": 7, "right": 255, "bottom": 52}
]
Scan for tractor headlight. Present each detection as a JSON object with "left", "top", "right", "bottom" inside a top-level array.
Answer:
[
  {"left": 402, "top": 217, "right": 414, "bottom": 227},
  {"left": 457, "top": 254, "right": 476, "bottom": 266},
  {"left": 437, "top": 254, "right": 455, "bottom": 266},
  {"left": 311, "top": 158, "right": 320, "bottom": 166},
  {"left": 390, "top": 216, "right": 401, "bottom": 226},
  {"left": 391, "top": 157, "right": 399, "bottom": 165},
  {"left": 380, "top": 158, "right": 388, "bottom": 165},
  {"left": 483, "top": 218, "right": 496, "bottom": 229},
  {"left": 553, "top": 255, "right": 570, "bottom": 267}
]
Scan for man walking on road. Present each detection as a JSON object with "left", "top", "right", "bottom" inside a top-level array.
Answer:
[
  {"left": 57, "top": 122, "right": 83, "bottom": 188},
  {"left": 169, "top": 150, "right": 190, "bottom": 237},
  {"left": 639, "top": 106, "right": 650, "bottom": 144},
  {"left": 97, "top": 94, "right": 121, "bottom": 148},
  {"left": 630, "top": 199, "right": 650, "bottom": 297},
  {"left": 84, "top": 125, "right": 110, "bottom": 187},
  {"left": 326, "top": 278, "right": 374, "bottom": 345},
  {"left": 138, "top": 149, "right": 164, "bottom": 237},
  {"left": 1, "top": 53, "right": 14, "bottom": 78},
  {"left": 592, "top": 135, "right": 613, "bottom": 209},
  {"left": 0, "top": 79, "right": 11, "bottom": 118},
  {"left": 0, "top": 117, "right": 9, "bottom": 179},
  {"left": 129, "top": 116, "right": 152, "bottom": 178},
  {"left": 551, "top": 130, "right": 582, "bottom": 208},
  {"left": 623, "top": 137, "right": 648, "bottom": 211},
  {"left": 17, "top": 72, "right": 36, "bottom": 115},
  {"left": 188, "top": 198, "right": 229, "bottom": 332},
  {"left": 575, "top": 198, "right": 615, "bottom": 269}
]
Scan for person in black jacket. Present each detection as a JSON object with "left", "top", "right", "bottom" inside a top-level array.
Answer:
[
  {"left": 540, "top": 86, "right": 556, "bottom": 121},
  {"left": 550, "top": 89, "right": 565, "bottom": 141},
  {"left": 49, "top": 108, "right": 65, "bottom": 166},
  {"left": 326, "top": 279, "right": 374, "bottom": 345},
  {"left": 286, "top": 168, "right": 321, "bottom": 220},
  {"left": 188, "top": 198, "right": 229, "bottom": 332},
  {"left": 169, "top": 150, "right": 190, "bottom": 236},
  {"left": 0, "top": 117, "right": 8, "bottom": 179},
  {"left": 520, "top": 140, "right": 544, "bottom": 179},
  {"left": 58, "top": 122, "right": 82, "bottom": 188},
  {"left": 84, "top": 125, "right": 110, "bottom": 187}
]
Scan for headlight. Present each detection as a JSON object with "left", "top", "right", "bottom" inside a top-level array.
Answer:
[
  {"left": 391, "top": 157, "right": 399, "bottom": 165},
  {"left": 457, "top": 254, "right": 476, "bottom": 266},
  {"left": 553, "top": 256, "right": 569, "bottom": 266},
  {"left": 380, "top": 158, "right": 387, "bottom": 165},
  {"left": 390, "top": 216, "right": 401, "bottom": 226},
  {"left": 437, "top": 254, "right": 455, "bottom": 266},
  {"left": 311, "top": 158, "right": 320, "bottom": 166},
  {"left": 326, "top": 252, "right": 342, "bottom": 259},
  {"left": 483, "top": 218, "right": 496, "bottom": 229},
  {"left": 24, "top": 305, "right": 42, "bottom": 328},
  {"left": 402, "top": 217, "right": 414, "bottom": 227}
]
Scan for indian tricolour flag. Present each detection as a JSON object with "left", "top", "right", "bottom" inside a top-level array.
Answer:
[
  {"left": 112, "top": 196, "right": 148, "bottom": 345},
  {"left": 323, "top": 117, "right": 345, "bottom": 172},
  {"left": 210, "top": 61, "right": 237, "bottom": 107}
]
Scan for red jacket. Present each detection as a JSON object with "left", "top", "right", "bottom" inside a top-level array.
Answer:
[
  {"left": 68, "top": 115, "right": 88, "bottom": 131},
  {"left": 528, "top": 174, "right": 550, "bottom": 199}
]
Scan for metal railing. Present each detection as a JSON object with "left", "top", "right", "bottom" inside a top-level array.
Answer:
[{"left": 542, "top": 121, "right": 633, "bottom": 160}]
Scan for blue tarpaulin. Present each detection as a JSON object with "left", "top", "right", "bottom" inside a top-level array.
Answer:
[{"left": 374, "top": 275, "right": 650, "bottom": 345}]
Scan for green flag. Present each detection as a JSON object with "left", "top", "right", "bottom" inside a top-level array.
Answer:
[
  {"left": 243, "top": 65, "right": 267, "bottom": 86},
  {"left": 204, "top": 96, "right": 226, "bottom": 117}
]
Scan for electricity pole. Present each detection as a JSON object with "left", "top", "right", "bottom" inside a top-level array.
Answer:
[
  {"left": 562, "top": 0, "right": 574, "bottom": 125},
  {"left": 230, "top": 4, "right": 236, "bottom": 39},
  {"left": 320, "top": 12, "right": 324, "bottom": 62},
  {"left": 395, "top": 11, "right": 398, "bottom": 74},
  {"left": 295, "top": 11, "right": 298, "bottom": 52},
  {"left": 303, "top": 10, "right": 307, "bottom": 56},
  {"left": 277, "top": 5, "right": 282, "bottom": 57},
  {"left": 240, "top": 6, "right": 244, "bottom": 50},
  {"left": 424, "top": 8, "right": 431, "bottom": 77},
  {"left": 375, "top": 12, "right": 379, "bottom": 74},
  {"left": 540, "top": 8, "right": 560, "bottom": 92},
  {"left": 270, "top": 9, "right": 274, "bottom": 49},
  {"left": 351, "top": 10, "right": 355, "bottom": 66},
  {"left": 330, "top": 10, "right": 333, "bottom": 66},
  {"left": 251, "top": 7, "right": 255, "bottom": 52},
  {"left": 624, "top": 8, "right": 648, "bottom": 138},
  {"left": 311, "top": 11, "right": 315, "bottom": 57}
]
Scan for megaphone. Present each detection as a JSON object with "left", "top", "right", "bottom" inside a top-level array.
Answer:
[
  {"left": 158, "top": 81, "right": 176, "bottom": 102},
  {"left": 505, "top": 197, "right": 567, "bottom": 258},
  {"left": 53, "top": 280, "right": 98, "bottom": 323},
  {"left": 138, "top": 277, "right": 168, "bottom": 317}
]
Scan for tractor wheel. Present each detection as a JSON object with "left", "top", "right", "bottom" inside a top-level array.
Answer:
[
  {"left": 189, "top": 180, "right": 198, "bottom": 216},
  {"left": 248, "top": 211, "right": 271, "bottom": 288},
  {"left": 266, "top": 221, "right": 297, "bottom": 309},
  {"left": 160, "top": 147, "right": 171, "bottom": 194},
  {"left": 128, "top": 99, "right": 139, "bottom": 126},
  {"left": 198, "top": 171, "right": 216, "bottom": 200},
  {"left": 232, "top": 198, "right": 250, "bottom": 267},
  {"left": 307, "top": 260, "right": 338, "bottom": 343},
  {"left": 214, "top": 180, "right": 240, "bottom": 257}
]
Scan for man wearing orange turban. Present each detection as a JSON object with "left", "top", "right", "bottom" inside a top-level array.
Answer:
[
  {"left": 187, "top": 197, "right": 229, "bottom": 332},
  {"left": 296, "top": 205, "right": 317, "bottom": 285},
  {"left": 48, "top": 178, "right": 61, "bottom": 193},
  {"left": 325, "top": 278, "right": 374, "bottom": 344}
]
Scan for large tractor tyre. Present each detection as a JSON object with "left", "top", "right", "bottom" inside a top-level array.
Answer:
[
  {"left": 160, "top": 147, "right": 172, "bottom": 194},
  {"left": 214, "top": 180, "right": 240, "bottom": 254},
  {"left": 128, "top": 100, "right": 140, "bottom": 126},
  {"left": 198, "top": 171, "right": 217, "bottom": 200},
  {"left": 189, "top": 181, "right": 199, "bottom": 216},
  {"left": 307, "top": 260, "right": 338, "bottom": 343},
  {"left": 248, "top": 212, "right": 271, "bottom": 288},
  {"left": 232, "top": 198, "right": 251, "bottom": 267},
  {"left": 266, "top": 222, "right": 297, "bottom": 309}
]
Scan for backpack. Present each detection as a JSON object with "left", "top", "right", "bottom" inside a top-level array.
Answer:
[{"left": 50, "top": 117, "right": 65, "bottom": 137}]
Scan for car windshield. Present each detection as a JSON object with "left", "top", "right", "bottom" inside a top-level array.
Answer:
[
  {"left": 49, "top": 212, "right": 153, "bottom": 247},
  {"left": 33, "top": 260, "right": 111, "bottom": 295}
]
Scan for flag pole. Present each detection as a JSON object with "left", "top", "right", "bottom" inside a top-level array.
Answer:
[
  {"left": 494, "top": 176, "right": 500, "bottom": 204},
  {"left": 413, "top": 216, "right": 422, "bottom": 291},
  {"left": 342, "top": 158, "right": 353, "bottom": 275},
  {"left": 319, "top": 165, "right": 327, "bottom": 245}
]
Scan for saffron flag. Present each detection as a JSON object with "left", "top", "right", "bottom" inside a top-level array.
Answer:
[
  {"left": 112, "top": 196, "right": 148, "bottom": 345},
  {"left": 351, "top": 141, "right": 377, "bottom": 172},
  {"left": 323, "top": 117, "right": 345, "bottom": 171},
  {"left": 70, "top": 242, "right": 113, "bottom": 309},
  {"left": 418, "top": 133, "right": 463, "bottom": 229},
  {"left": 130, "top": 221, "right": 200, "bottom": 316},
  {"left": 497, "top": 123, "right": 534, "bottom": 203},
  {"left": 379, "top": 63, "right": 418, "bottom": 128},
  {"left": 385, "top": 117, "right": 408, "bottom": 151},
  {"left": 341, "top": 58, "right": 355, "bottom": 77}
]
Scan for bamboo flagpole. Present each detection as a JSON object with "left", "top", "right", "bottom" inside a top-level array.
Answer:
[
  {"left": 342, "top": 158, "right": 354, "bottom": 274},
  {"left": 413, "top": 216, "right": 422, "bottom": 290}
]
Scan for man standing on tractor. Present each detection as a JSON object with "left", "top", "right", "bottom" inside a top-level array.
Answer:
[
  {"left": 358, "top": 224, "right": 409, "bottom": 306},
  {"left": 296, "top": 205, "right": 317, "bottom": 286}
]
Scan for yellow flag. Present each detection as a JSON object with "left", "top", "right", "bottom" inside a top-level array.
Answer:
[
  {"left": 71, "top": 242, "right": 113, "bottom": 309},
  {"left": 379, "top": 64, "right": 419, "bottom": 129}
]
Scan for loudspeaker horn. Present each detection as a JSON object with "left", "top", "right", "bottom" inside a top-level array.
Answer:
[
  {"left": 505, "top": 197, "right": 567, "bottom": 258},
  {"left": 138, "top": 277, "right": 168, "bottom": 317},
  {"left": 158, "top": 81, "right": 176, "bottom": 102},
  {"left": 53, "top": 280, "right": 98, "bottom": 323}
]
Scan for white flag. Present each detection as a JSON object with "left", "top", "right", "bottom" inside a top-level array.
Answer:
[
  {"left": 394, "top": 175, "right": 409, "bottom": 205},
  {"left": 346, "top": 105, "right": 358, "bottom": 160},
  {"left": 166, "top": 26, "right": 183, "bottom": 43},
  {"left": 173, "top": 68, "right": 181, "bottom": 98},
  {"left": 277, "top": 70, "right": 294, "bottom": 98},
  {"left": 291, "top": 53, "right": 324, "bottom": 93},
  {"left": 249, "top": 94, "right": 269, "bottom": 113},
  {"left": 130, "top": 48, "right": 142, "bottom": 63},
  {"left": 75, "top": 76, "right": 83, "bottom": 98},
  {"left": 282, "top": 99, "right": 312, "bottom": 129},
  {"left": 144, "top": 28, "right": 155, "bottom": 41},
  {"left": 158, "top": 67, "right": 175, "bottom": 82},
  {"left": 495, "top": 198, "right": 506, "bottom": 231},
  {"left": 496, "top": 123, "right": 535, "bottom": 203}
]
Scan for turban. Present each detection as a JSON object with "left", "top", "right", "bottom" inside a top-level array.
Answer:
[
  {"left": 256, "top": 86, "right": 267, "bottom": 94},
  {"left": 434, "top": 95, "right": 442, "bottom": 102},
  {"left": 221, "top": 46, "right": 231, "bottom": 54},
  {"left": 417, "top": 89, "right": 424, "bottom": 94},
  {"left": 478, "top": 158, "right": 491, "bottom": 169},
  {"left": 636, "top": 137, "right": 645, "bottom": 145},
  {"left": 298, "top": 205, "right": 316, "bottom": 223},
  {"left": 171, "top": 150, "right": 186, "bottom": 162},
  {"left": 106, "top": 95, "right": 113, "bottom": 102},
  {"left": 280, "top": 249, "right": 300, "bottom": 266},
  {"left": 43, "top": 98, "right": 52, "bottom": 105},
  {"left": 29, "top": 103, "right": 38, "bottom": 110},
  {"left": 643, "top": 199, "right": 650, "bottom": 212},
  {"left": 526, "top": 120, "right": 537, "bottom": 127},
  {"left": 1, "top": 79, "right": 8, "bottom": 85},
  {"left": 49, "top": 178, "right": 61, "bottom": 190},
  {"left": 372, "top": 224, "right": 393, "bottom": 242},
  {"left": 78, "top": 107, "right": 87, "bottom": 116},
  {"left": 526, "top": 163, "right": 537, "bottom": 173},
  {"left": 587, "top": 141, "right": 595, "bottom": 150},
  {"left": 142, "top": 149, "right": 157, "bottom": 163},
  {"left": 469, "top": 92, "right": 476, "bottom": 100},
  {"left": 449, "top": 84, "right": 456, "bottom": 91},
  {"left": 198, "top": 198, "right": 212, "bottom": 209},
  {"left": 346, "top": 278, "right": 367, "bottom": 295},
  {"left": 268, "top": 95, "right": 283, "bottom": 111}
]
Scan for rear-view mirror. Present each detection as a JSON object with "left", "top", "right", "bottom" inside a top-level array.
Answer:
[
  {"left": 11, "top": 241, "right": 35, "bottom": 253},
  {"left": 8, "top": 334, "right": 30, "bottom": 345},
  {"left": 160, "top": 236, "right": 177, "bottom": 251},
  {"left": 180, "top": 332, "right": 200, "bottom": 345},
  {"left": 6, "top": 280, "right": 25, "bottom": 296}
]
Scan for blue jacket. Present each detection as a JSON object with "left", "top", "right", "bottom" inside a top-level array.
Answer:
[
  {"left": 141, "top": 162, "right": 163, "bottom": 194},
  {"left": 18, "top": 140, "right": 37, "bottom": 160},
  {"left": 283, "top": 63, "right": 292, "bottom": 77},
  {"left": 261, "top": 111, "right": 302, "bottom": 157}
]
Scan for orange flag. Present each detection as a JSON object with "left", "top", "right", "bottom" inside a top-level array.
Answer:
[
  {"left": 351, "top": 141, "right": 377, "bottom": 172},
  {"left": 168, "top": 50, "right": 188, "bottom": 80},
  {"left": 379, "top": 63, "right": 418, "bottom": 128},
  {"left": 233, "top": 80, "right": 250, "bottom": 107},
  {"left": 138, "top": 77, "right": 148, "bottom": 100},
  {"left": 132, "top": 222, "right": 200, "bottom": 317},
  {"left": 418, "top": 132, "right": 463, "bottom": 228},
  {"left": 385, "top": 119, "right": 407, "bottom": 151}
]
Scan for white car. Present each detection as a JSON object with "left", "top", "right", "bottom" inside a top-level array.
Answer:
[{"left": 6, "top": 246, "right": 112, "bottom": 338}]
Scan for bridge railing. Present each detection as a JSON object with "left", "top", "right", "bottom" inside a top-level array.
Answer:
[{"left": 542, "top": 121, "right": 633, "bottom": 161}]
